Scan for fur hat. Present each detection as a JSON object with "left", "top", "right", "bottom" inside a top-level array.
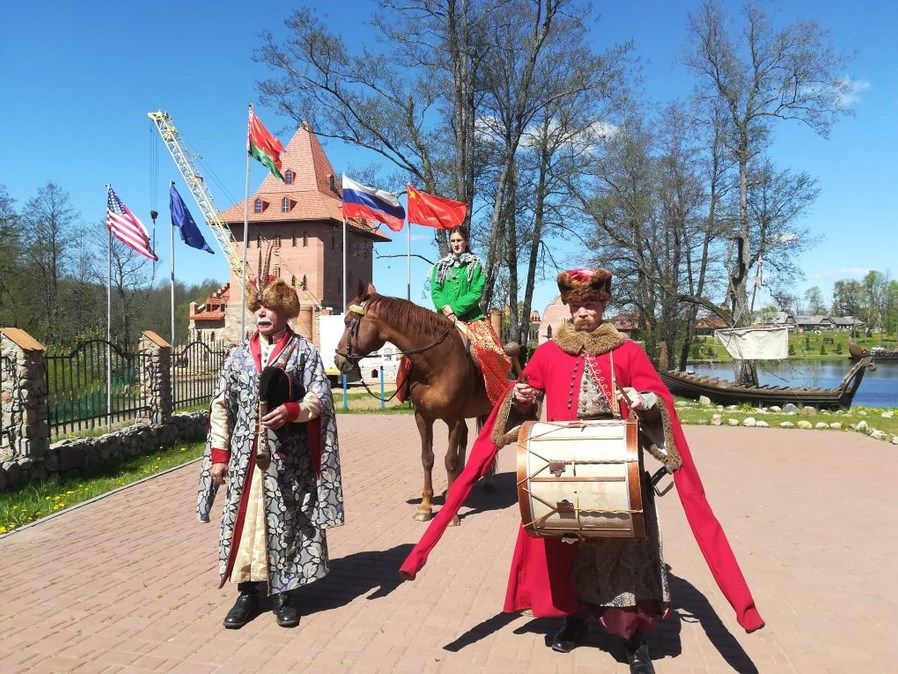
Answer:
[
  {"left": 556, "top": 268, "right": 612, "bottom": 305},
  {"left": 247, "top": 278, "right": 300, "bottom": 319},
  {"left": 246, "top": 241, "right": 300, "bottom": 318}
]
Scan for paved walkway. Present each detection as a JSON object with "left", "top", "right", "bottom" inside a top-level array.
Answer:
[{"left": 1, "top": 417, "right": 896, "bottom": 673}]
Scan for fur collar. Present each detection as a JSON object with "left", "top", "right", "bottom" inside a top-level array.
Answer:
[{"left": 554, "top": 321, "right": 627, "bottom": 355}]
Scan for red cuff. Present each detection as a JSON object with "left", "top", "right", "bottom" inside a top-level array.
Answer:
[
  {"left": 211, "top": 448, "right": 230, "bottom": 464},
  {"left": 283, "top": 401, "right": 301, "bottom": 422}
]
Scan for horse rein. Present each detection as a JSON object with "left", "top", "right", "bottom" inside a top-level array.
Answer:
[
  {"left": 333, "top": 300, "right": 456, "bottom": 404},
  {"left": 334, "top": 301, "right": 455, "bottom": 366}
]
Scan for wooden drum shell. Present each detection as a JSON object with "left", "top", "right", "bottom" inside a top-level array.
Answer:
[{"left": 516, "top": 419, "right": 645, "bottom": 540}]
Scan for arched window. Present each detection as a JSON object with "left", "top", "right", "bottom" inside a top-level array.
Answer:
[
  {"left": 281, "top": 196, "right": 290, "bottom": 213},
  {"left": 291, "top": 230, "right": 297, "bottom": 247},
  {"left": 371, "top": 369, "right": 378, "bottom": 379},
  {"left": 284, "top": 169, "right": 295, "bottom": 185},
  {"left": 303, "top": 231, "right": 308, "bottom": 247},
  {"left": 301, "top": 274, "right": 307, "bottom": 291},
  {"left": 273, "top": 266, "right": 281, "bottom": 278},
  {"left": 253, "top": 198, "right": 263, "bottom": 214},
  {"left": 291, "top": 274, "right": 296, "bottom": 287},
  {"left": 256, "top": 233, "right": 261, "bottom": 248},
  {"left": 546, "top": 325, "right": 553, "bottom": 338},
  {"left": 210, "top": 331, "right": 215, "bottom": 343}
]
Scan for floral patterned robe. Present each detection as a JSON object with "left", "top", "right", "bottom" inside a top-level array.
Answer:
[{"left": 196, "top": 330, "right": 344, "bottom": 594}]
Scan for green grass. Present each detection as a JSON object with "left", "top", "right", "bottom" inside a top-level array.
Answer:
[
  {"left": 687, "top": 330, "right": 897, "bottom": 363},
  {"left": 0, "top": 440, "right": 205, "bottom": 535}
]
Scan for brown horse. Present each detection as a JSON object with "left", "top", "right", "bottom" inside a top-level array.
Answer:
[{"left": 334, "top": 282, "right": 493, "bottom": 524}]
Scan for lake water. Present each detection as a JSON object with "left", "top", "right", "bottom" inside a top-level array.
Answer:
[{"left": 687, "top": 359, "right": 898, "bottom": 409}]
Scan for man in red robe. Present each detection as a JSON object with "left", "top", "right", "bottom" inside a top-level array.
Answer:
[{"left": 400, "top": 268, "right": 763, "bottom": 674}]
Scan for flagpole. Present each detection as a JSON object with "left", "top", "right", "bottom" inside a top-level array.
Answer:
[
  {"left": 342, "top": 216, "right": 347, "bottom": 310},
  {"left": 170, "top": 186, "right": 176, "bottom": 346},
  {"left": 106, "top": 223, "right": 112, "bottom": 430},
  {"left": 240, "top": 103, "right": 252, "bottom": 343},
  {"left": 406, "top": 222, "right": 411, "bottom": 302}
]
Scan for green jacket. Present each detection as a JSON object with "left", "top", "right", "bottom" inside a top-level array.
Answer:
[{"left": 430, "top": 256, "right": 485, "bottom": 321}]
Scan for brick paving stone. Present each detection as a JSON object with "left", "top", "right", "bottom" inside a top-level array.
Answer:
[{"left": 1, "top": 420, "right": 896, "bottom": 672}]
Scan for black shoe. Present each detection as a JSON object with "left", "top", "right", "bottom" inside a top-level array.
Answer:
[
  {"left": 624, "top": 632, "right": 655, "bottom": 674},
  {"left": 223, "top": 590, "right": 258, "bottom": 629},
  {"left": 272, "top": 592, "right": 300, "bottom": 628},
  {"left": 551, "top": 615, "right": 587, "bottom": 653}
]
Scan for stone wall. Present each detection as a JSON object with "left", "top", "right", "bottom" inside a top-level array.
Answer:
[
  {"left": 0, "top": 329, "right": 49, "bottom": 491},
  {"left": 45, "top": 412, "right": 208, "bottom": 475},
  {"left": 0, "top": 327, "right": 212, "bottom": 492}
]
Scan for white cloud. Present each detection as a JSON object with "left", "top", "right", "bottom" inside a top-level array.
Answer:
[
  {"left": 806, "top": 266, "right": 871, "bottom": 282},
  {"left": 836, "top": 76, "right": 870, "bottom": 108}
]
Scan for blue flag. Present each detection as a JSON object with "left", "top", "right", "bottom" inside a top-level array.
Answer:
[{"left": 169, "top": 184, "right": 214, "bottom": 254}]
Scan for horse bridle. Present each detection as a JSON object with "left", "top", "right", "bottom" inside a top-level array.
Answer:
[
  {"left": 335, "top": 300, "right": 456, "bottom": 367},
  {"left": 334, "top": 301, "right": 368, "bottom": 368}
]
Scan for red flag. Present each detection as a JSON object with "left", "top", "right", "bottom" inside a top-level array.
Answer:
[
  {"left": 248, "top": 108, "right": 285, "bottom": 181},
  {"left": 406, "top": 185, "right": 467, "bottom": 229}
]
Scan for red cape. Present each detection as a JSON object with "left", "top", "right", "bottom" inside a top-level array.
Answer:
[{"left": 400, "top": 340, "right": 764, "bottom": 634}]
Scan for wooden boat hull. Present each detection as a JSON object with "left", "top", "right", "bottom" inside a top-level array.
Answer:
[
  {"left": 849, "top": 343, "right": 898, "bottom": 361},
  {"left": 659, "top": 358, "right": 874, "bottom": 410}
]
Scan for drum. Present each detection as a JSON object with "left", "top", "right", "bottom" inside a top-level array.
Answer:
[{"left": 516, "top": 419, "right": 645, "bottom": 540}]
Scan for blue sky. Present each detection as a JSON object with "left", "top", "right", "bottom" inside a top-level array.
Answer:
[{"left": 1, "top": 0, "right": 895, "bottom": 315}]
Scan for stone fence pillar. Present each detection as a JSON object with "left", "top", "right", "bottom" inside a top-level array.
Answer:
[
  {"left": 139, "top": 331, "right": 172, "bottom": 425},
  {"left": 0, "top": 328, "right": 48, "bottom": 489}
]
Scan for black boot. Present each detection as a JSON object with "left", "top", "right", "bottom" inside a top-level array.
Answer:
[
  {"left": 551, "top": 615, "right": 587, "bottom": 653},
  {"left": 223, "top": 583, "right": 259, "bottom": 629},
  {"left": 272, "top": 591, "right": 300, "bottom": 628},
  {"left": 624, "top": 632, "right": 654, "bottom": 674}
]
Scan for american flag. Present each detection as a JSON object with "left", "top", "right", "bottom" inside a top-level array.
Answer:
[{"left": 106, "top": 185, "right": 157, "bottom": 261}]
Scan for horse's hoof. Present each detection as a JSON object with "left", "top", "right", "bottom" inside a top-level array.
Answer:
[
  {"left": 448, "top": 515, "right": 460, "bottom": 527},
  {"left": 413, "top": 510, "right": 433, "bottom": 522}
]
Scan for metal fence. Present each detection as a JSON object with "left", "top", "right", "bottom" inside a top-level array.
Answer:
[
  {"left": 1, "top": 353, "right": 15, "bottom": 453},
  {"left": 172, "top": 341, "right": 226, "bottom": 411},
  {"left": 46, "top": 340, "right": 152, "bottom": 438}
]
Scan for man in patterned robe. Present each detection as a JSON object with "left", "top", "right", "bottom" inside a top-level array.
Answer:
[
  {"left": 400, "top": 269, "right": 763, "bottom": 674},
  {"left": 196, "top": 279, "right": 343, "bottom": 629}
]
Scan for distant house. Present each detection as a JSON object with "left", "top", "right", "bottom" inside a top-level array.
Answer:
[
  {"left": 607, "top": 313, "right": 639, "bottom": 339},
  {"left": 760, "top": 311, "right": 863, "bottom": 333},
  {"left": 792, "top": 315, "right": 836, "bottom": 331},
  {"left": 767, "top": 311, "right": 797, "bottom": 328},
  {"left": 830, "top": 315, "right": 865, "bottom": 332},
  {"left": 694, "top": 316, "right": 728, "bottom": 336}
]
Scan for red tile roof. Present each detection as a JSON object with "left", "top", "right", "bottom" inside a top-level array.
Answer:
[
  {"left": 218, "top": 123, "right": 390, "bottom": 241},
  {"left": 191, "top": 283, "right": 230, "bottom": 321},
  {"left": 191, "top": 311, "right": 225, "bottom": 322}
]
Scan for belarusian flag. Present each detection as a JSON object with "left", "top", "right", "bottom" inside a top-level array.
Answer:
[{"left": 247, "top": 108, "right": 285, "bottom": 181}]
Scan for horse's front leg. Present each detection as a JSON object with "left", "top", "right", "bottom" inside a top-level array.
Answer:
[
  {"left": 443, "top": 418, "right": 468, "bottom": 527},
  {"left": 413, "top": 411, "right": 435, "bottom": 522}
]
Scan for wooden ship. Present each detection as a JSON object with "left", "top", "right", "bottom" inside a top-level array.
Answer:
[
  {"left": 659, "top": 357, "right": 874, "bottom": 410},
  {"left": 848, "top": 343, "right": 898, "bottom": 362}
]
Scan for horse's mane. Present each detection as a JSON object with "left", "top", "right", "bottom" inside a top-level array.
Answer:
[{"left": 365, "top": 295, "right": 452, "bottom": 341}]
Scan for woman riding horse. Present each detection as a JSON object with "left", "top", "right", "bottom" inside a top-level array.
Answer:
[
  {"left": 334, "top": 282, "right": 497, "bottom": 523},
  {"left": 430, "top": 225, "right": 511, "bottom": 405}
]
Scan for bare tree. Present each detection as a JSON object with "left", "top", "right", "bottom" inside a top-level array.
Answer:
[
  {"left": 685, "top": 0, "right": 852, "bottom": 383},
  {"left": 21, "top": 182, "right": 81, "bottom": 340}
]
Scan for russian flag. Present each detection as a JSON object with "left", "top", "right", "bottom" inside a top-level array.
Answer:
[{"left": 341, "top": 175, "right": 406, "bottom": 232}]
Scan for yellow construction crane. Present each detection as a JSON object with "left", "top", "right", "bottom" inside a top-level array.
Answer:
[
  {"left": 148, "top": 109, "right": 322, "bottom": 311},
  {"left": 147, "top": 110, "right": 245, "bottom": 283}
]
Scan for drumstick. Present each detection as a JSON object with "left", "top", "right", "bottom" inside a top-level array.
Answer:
[{"left": 504, "top": 342, "right": 527, "bottom": 382}]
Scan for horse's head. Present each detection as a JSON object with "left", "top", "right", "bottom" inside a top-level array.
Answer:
[{"left": 334, "top": 280, "right": 384, "bottom": 374}]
